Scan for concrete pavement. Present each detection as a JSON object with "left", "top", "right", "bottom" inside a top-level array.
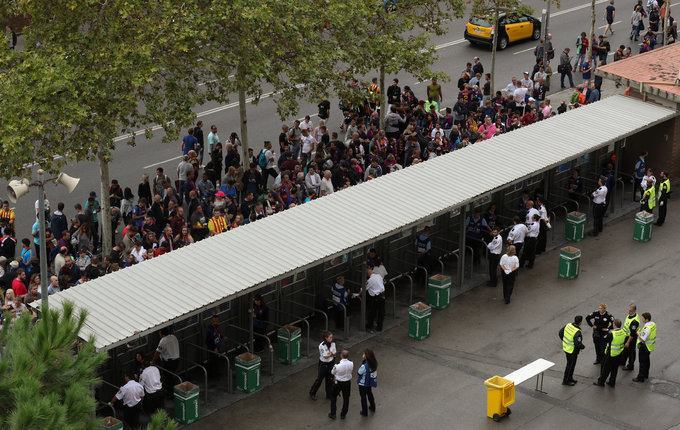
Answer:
[
  {"left": 189, "top": 205, "right": 680, "bottom": 430},
  {"left": 4, "top": 0, "right": 652, "bottom": 240}
]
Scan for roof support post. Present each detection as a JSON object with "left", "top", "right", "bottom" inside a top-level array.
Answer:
[
  {"left": 248, "top": 292, "right": 254, "bottom": 353},
  {"left": 360, "top": 246, "right": 368, "bottom": 331},
  {"left": 611, "top": 139, "right": 622, "bottom": 215},
  {"left": 457, "top": 205, "right": 467, "bottom": 288}
]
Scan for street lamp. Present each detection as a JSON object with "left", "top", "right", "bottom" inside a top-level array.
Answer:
[{"left": 7, "top": 169, "right": 80, "bottom": 309}]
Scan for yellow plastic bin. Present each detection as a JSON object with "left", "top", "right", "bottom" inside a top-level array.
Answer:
[{"left": 484, "top": 376, "right": 515, "bottom": 421}]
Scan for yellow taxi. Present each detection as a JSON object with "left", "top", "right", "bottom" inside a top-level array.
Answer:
[{"left": 464, "top": 13, "right": 542, "bottom": 50}]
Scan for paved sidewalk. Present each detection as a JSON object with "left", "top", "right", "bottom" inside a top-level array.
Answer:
[{"left": 189, "top": 203, "right": 680, "bottom": 430}]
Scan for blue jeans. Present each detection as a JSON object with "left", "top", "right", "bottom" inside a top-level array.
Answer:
[{"left": 631, "top": 25, "right": 641, "bottom": 40}]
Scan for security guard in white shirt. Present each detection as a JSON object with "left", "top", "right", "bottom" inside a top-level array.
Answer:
[
  {"left": 309, "top": 331, "right": 336, "bottom": 400},
  {"left": 524, "top": 200, "right": 540, "bottom": 224},
  {"left": 592, "top": 177, "right": 608, "bottom": 236},
  {"left": 329, "top": 350, "right": 354, "bottom": 420},
  {"left": 520, "top": 214, "right": 540, "bottom": 269},
  {"left": 485, "top": 227, "right": 503, "bottom": 287},
  {"left": 535, "top": 196, "right": 550, "bottom": 255},
  {"left": 111, "top": 372, "right": 145, "bottom": 429},
  {"left": 153, "top": 327, "right": 180, "bottom": 397},
  {"left": 365, "top": 266, "right": 386, "bottom": 332},
  {"left": 139, "top": 362, "right": 164, "bottom": 413},
  {"left": 507, "top": 216, "right": 527, "bottom": 257}
]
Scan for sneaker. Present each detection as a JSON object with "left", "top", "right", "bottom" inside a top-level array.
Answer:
[
  {"left": 360, "top": 412, "right": 368, "bottom": 417},
  {"left": 328, "top": 414, "right": 336, "bottom": 420},
  {"left": 632, "top": 377, "right": 645, "bottom": 382},
  {"left": 606, "top": 381, "right": 616, "bottom": 387}
]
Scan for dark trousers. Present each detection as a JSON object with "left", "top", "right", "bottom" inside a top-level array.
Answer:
[
  {"left": 143, "top": 390, "right": 164, "bottom": 414},
  {"left": 261, "top": 167, "right": 277, "bottom": 189},
  {"left": 366, "top": 294, "right": 385, "bottom": 331},
  {"left": 333, "top": 304, "right": 347, "bottom": 329},
  {"left": 513, "top": 242, "right": 523, "bottom": 259},
  {"left": 488, "top": 253, "right": 501, "bottom": 286},
  {"left": 501, "top": 271, "right": 516, "bottom": 303},
  {"left": 330, "top": 380, "right": 351, "bottom": 418},
  {"left": 637, "top": 344, "right": 651, "bottom": 380},
  {"left": 123, "top": 402, "right": 142, "bottom": 429},
  {"left": 161, "top": 358, "right": 180, "bottom": 397},
  {"left": 621, "top": 338, "right": 636, "bottom": 368},
  {"left": 207, "top": 351, "right": 221, "bottom": 378},
  {"left": 657, "top": 200, "right": 667, "bottom": 225},
  {"left": 560, "top": 70, "right": 575, "bottom": 88},
  {"left": 593, "top": 203, "right": 605, "bottom": 235},
  {"left": 598, "top": 354, "right": 621, "bottom": 385},
  {"left": 359, "top": 385, "right": 376, "bottom": 415},
  {"left": 563, "top": 352, "right": 578, "bottom": 383},
  {"left": 519, "top": 237, "right": 537, "bottom": 268},
  {"left": 536, "top": 220, "right": 548, "bottom": 254},
  {"left": 633, "top": 178, "right": 643, "bottom": 201},
  {"left": 310, "top": 361, "right": 334, "bottom": 399},
  {"left": 593, "top": 333, "right": 606, "bottom": 363}
]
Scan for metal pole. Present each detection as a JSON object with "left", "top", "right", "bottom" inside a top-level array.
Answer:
[
  {"left": 490, "top": 8, "right": 499, "bottom": 97},
  {"left": 360, "top": 247, "right": 367, "bottom": 331},
  {"left": 457, "top": 206, "right": 467, "bottom": 289},
  {"left": 542, "top": 1, "right": 552, "bottom": 67},
  {"left": 37, "top": 171, "right": 49, "bottom": 310},
  {"left": 612, "top": 141, "right": 621, "bottom": 215},
  {"left": 248, "top": 293, "right": 254, "bottom": 353}
]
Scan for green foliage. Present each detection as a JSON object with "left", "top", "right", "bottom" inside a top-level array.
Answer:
[
  {"left": 0, "top": 301, "right": 107, "bottom": 430},
  {"left": 147, "top": 410, "right": 178, "bottom": 430},
  {"left": 470, "top": 0, "right": 534, "bottom": 20}
]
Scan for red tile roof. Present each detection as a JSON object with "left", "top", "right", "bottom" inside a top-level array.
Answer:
[{"left": 597, "top": 43, "right": 680, "bottom": 98}]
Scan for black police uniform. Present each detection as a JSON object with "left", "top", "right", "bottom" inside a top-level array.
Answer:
[{"left": 586, "top": 310, "right": 614, "bottom": 364}]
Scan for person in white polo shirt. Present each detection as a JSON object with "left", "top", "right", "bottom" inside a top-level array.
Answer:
[
  {"left": 153, "top": 327, "right": 180, "bottom": 397},
  {"left": 485, "top": 227, "right": 503, "bottom": 287},
  {"left": 507, "top": 216, "right": 527, "bottom": 258},
  {"left": 111, "top": 372, "right": 144, "bottom": 429},
  {"left": 499, "top": 245, "right": 520, "bottom": 304},
  {"left": 309, "top": 331, "right": 336, "bottom": 401},
  {"left": 365, "top": 266, "right": 385, "bottom": 332},
  {"left": 329, "top": 350, "right": 354, "bottom": 420},
  {"left": 139, "top": 361, "right": 164, "bottom": 414}
]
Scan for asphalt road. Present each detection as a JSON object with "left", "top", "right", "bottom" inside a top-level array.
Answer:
[{"left": 3, "top": 0, "right": 662, "bottom": 240}]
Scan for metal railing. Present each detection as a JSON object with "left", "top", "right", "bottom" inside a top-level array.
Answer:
[
  {"left": 187, "top": 342, "right": 231, "bottom": 394},
  {"left": 226, "top": 323, "right": 274, "bottom": 379},
  {"left": 181, "top": 359, "right": 208, "bottom": 402},
  {"left": 97, "top": 401, "right": 116, "bottom": 418},
  {"left": 155, "top": 363, "right": 183, "bottom": 393},
  {"left": 286, "top": 298, "right": 329, "bottom": 333},
  {"left": 268, "top": 308, "right": 312, "bottom": 358}
]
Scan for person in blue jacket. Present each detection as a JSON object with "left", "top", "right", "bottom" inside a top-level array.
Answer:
[{"left": 357, "top": 349, "right": 378, "bottom": 417}]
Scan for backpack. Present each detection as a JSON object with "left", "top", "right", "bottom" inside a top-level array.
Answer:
[{"left": 257, "top": 149, "right": 268, "bottom": 170}]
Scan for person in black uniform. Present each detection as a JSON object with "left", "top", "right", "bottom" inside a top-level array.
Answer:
[
  {"left": 594, "top": 319, "right": 623, "bottom": 387},
  {"left": 655, "top": 171, "right": 670, "bottom": 226},
  {"left": 621, "top": 303, "right": 640, "bottom": 371},
  {"left": 559, "top": 315, "right": 585, "bottom": 385},
  {"left": 586, "top": 304, "right": 614, "bottom": 365}
]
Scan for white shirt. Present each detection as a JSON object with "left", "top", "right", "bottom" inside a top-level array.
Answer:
[
  {"left": 131, "top": 246, "right": 146, "bottom": 263},
  {"left": 641, "top": 175, "right": 656, "bottom": 191},
  {"left": 115, "top": 380, "right": 145, "bottom": 407},
  {"left": 513, "top": 87, "right": 528, "bottom": 105},
  {"left": 527, "top": 222, "right": 540, "bottom": 238},
  {"left": 592, "top": 185, "right": 608, "bottom": 204},
  {"left": 638, "top": 321, "right": 654, "bottom": 342},
  {"left": 320, "top": 177, "right": 334, "bottom": 195},
  {"left": 139, "top": 366, "right": 163, "bottom": 394},
  {"left": 301, "top": 135, "right": 317, "bottom": 155},
  {"left": 156, "top": 334, "right": 180, "bottom": 360},
  {"left": 525, "top": 208, "right": 540, "bottom": 224},
  {"left": 265, "top": 149, "right": 276, "bottom": 169},
  {"left": 499, "top": 254, "right": 520, "bottom": 275},
  {"left": 305, "top": 172, "right": 321, "bottom": 191},
  {"left": 366, "top": 273, "right": 385, "bottom": 296},
  {"left": 331, "top": 358, "right": 354, "bottom": 382},
  {"left": 538, "top": 204, "right": 549, "bottom": 222},
  {"left": 520, "top": 78, "right": 533, "bottom": 89},
  {"left": 299, "top": 119, "right": 313, "bottom": 132},
  {"left": 430, "top": 127, "right": 444, "bottom": 138},
  {"left": 487, "top": 234, "right": 503, "bottom": 255},
  {"left": 319, "top": 341, "right": 336, "bottom": 363},
  {"left": 508, "top": 223, "right": 527, "bottom": 244}
]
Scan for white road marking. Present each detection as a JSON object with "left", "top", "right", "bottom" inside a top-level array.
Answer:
[
  {"left": 513, "top": 47, "right": 536, "bottom": 55},
  {"left": 599, "top": 20, "right": 622, "bottom": 29},
  {"left": 144, "top": 156, "right": 182, "bottom": 169}
]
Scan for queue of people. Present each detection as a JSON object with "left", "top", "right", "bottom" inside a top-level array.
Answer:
[{"left": 560, "top": 304, "right": 656, "bottom": 387}]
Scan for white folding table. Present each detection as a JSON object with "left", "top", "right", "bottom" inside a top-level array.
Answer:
[{"left": 504, "top": 358, "right": 555, "bottom": 394}]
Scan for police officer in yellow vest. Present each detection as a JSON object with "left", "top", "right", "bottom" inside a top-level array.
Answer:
[
  {"left": 633, "top": 312, "right": 656, "bottom": 383},
  {"left": 594, "top": 319, "right": 625, "bottom": 387},
  {"left": 620, "top": 304, "right": 640, "bottom": 371},
  {"left": 641, "top": 179, "right": 656, "bottom": 214},
  {"left": 655, "top": 171, "right": 671, "bottom": 226},
  {"left": 559, "top": 315, "right": 585, "bottom": 386}
]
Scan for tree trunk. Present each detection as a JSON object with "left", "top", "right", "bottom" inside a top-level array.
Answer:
[
  {"left": 490, "top": 8, "right": 499, "bottom": 97},
  {"left": 588, "top": 0, "right": 596, "bottom": 80},
  {"left": 379, "top": 65, "right": 386, "bottom": 129},
  {"left": 238, "top": 87, "right": 249, "bottom": 168},
  {"left": 662, "top": 1, "right": 670, "bottom": 45},
  {"left": 98, "top": 144, "right": 112, "bottom": 257},
  {"left": 542, "top": 0, "right": 551, "bottom": 67}
]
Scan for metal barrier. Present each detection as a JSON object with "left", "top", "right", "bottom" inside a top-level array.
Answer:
[
  {"left": 181, "top": 359, "right": 209, "bottom": 403},
  {"left": 187, "top": 342, "right": 231, "bottom": 394},
  {"left": 286, "top": 298, "right": 329, "bottom": 333},
  {"left": 268, "top": 308, "right": 311, "bottom": 358},
  {"left": 155, "top": 363, "right": 183, "bottom": 393},
  {"left": 97, "top": 401, "right": 116, "bottom": 418},
  {"left": 226, "top": 323, "right": 275, "bottom": 379}
]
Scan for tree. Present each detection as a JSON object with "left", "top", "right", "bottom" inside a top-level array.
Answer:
[
  {"left": 148, "top": 411, "right": 178, "bottom": 430},
  {"left": 326, "top": 0, "right": 466, "bottom": 127},
  {"left": 0, "top": 302, "right": 107, "bottom": 429},
  {"left": 0, "top": 0, "right": 207, "bottom": 256},
  {"left": 201, "top": 0, "right": 341, "bottom": 164},
  {"left": 469, "top": 0, "right": 534, "bottom": 96}
]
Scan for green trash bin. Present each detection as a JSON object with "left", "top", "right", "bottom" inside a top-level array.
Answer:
[
  {"left": 633, "top": 211, "right": 654, "bottom": 242},
  {"left": 235, "top": 352, "right": 261, "bottom": 393},
  {"left": 408, "top": 302, "right": 432, "bottom": 340},
  {"left": 558, "top": 246, "right": 581, "bottom": 279},
  {"left": 565, "top": 211, "right": 586, "bottom": 242},
  {"left": 101, "top": 417, "right": 123, "bottom": 430},
  {"left": 174, "top": 382, "right": 199, "bottom": 424},
  {"left": 276, "top": 325, "right": 301, "bottom": 364},
  {"left": 427, "top": 274, "right": 451, "bottom": 310}
]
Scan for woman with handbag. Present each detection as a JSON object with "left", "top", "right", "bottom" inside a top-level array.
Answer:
[{"left": 357, "top": 349, "right": 378, "bottom": 417}]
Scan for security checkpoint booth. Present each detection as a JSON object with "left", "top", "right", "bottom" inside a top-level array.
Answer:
[{"left": 34, "top": 95, "right": 676, "bottom": 425}]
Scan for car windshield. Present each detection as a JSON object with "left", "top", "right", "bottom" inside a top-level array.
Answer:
[{"left": 470, "top": 17, "right": 492, "bottom": 27}]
